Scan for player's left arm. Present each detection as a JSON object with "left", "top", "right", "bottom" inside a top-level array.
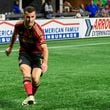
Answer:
[
  {"left": 41, "top": 43, "right": 48, "bottom": 73},
  {"left": 33, "top": 23, "right": 48, "bottom": 72}
]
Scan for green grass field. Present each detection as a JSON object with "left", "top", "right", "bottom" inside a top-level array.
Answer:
[{"left": 1, "top": 37, "right": 110, "bottom": 110}]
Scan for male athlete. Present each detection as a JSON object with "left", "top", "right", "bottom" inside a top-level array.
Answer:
[{"left": 5, "top": 6, "right": 48, "bottom": 105}]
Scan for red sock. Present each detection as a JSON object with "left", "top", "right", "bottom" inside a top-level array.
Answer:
[
  {"left": 32, "top": 84, "right": 39, "bottom": 95},
  {"left": 32, "top": 86, "right": 37, "bottom": 95},
  {"left": 24, "top": 81, "right": 33, "bottom": 96}
]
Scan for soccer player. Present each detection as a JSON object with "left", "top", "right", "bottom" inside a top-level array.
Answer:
[{"left": 5, "top": 6, "right": 48, "bottom": 105}]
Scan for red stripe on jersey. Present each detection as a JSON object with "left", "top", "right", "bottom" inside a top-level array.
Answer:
[{"left": 32, "top": 23, "right": 46, "bottom": 44}]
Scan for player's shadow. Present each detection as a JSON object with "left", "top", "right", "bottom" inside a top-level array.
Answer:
[{"left": 0, "top": 99, "right": 19, "bottom": 109}]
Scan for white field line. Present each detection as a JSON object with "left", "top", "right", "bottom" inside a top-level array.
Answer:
[
  {"left": 49, "top": 42, "right": 110, "bottom": 49},
  {"left": 0, "top": 41, "right": 110, "bottom": 53}
]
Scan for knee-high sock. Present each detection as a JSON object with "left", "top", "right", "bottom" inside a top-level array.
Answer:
[
  {"left": 24, "top": 80, "right": 33, "bottom": 96},
  {"left": 32, "top": 83, "right": 40, "bottom": 95}
]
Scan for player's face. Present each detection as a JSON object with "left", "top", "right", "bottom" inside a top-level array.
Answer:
[{"left": 24, "top": 11, "right": 36, "bottom": 28}]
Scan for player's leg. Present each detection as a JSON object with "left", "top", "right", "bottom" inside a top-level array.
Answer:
[
  {"left": 32, "top": 68, "right": 42, "bottom": 95},
  {"left": 31, "top": 54, "right": 42, "bottom": 96},
  {"left": 20, "top": 64, "right": 33, "bottom": 96},
  {"left": 19, "top": 53, "right": 34, "bottom": 105},
  {"left": 20, "top": 64, "right": 35, "bottom": 105}
]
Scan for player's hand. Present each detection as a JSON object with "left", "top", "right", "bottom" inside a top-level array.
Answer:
[
  {"left": 5, "top": 47, "right": 12, "bottom": 56},
  {"left": 41, "top": 63, "right": 48, "bottom": 73}
]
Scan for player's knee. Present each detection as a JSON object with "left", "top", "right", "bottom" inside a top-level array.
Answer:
[
  {"left": 20, "top": 64, "right": 31, "bottom": 74},
  {"left": 23, "top": 77, "right": 31, "bottom": 84},
  {"left": 32, "top": 75, "right": 40, "bottom": 83},
  {"left": 32, "top": 79, "right": 40, "bottom": 88}
]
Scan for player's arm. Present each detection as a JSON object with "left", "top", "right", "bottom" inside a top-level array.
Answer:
[
  {"left": 41, "top": 43, "right": 48, "bottom": 73},
  {"left": 41, "top": 43, "right": 48, "bottom": 65},
  {"left": 5, "top": 30, "right": 18, "bottom": 56},
  {"left": 33, "top": 23, "right": 48, "bottom": 72}
]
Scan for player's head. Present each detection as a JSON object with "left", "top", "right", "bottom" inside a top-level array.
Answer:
[{"left": 23, "top": 6, "right": 36, "bottom": 28}]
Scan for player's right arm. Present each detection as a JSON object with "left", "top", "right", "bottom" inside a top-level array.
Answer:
[{"left": 5, "top": 29, "right": 18, "bottom": 56}]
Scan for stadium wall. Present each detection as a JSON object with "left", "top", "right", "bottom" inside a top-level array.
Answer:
[
  {"left": 0, "top": 0, "right": 13, "bottom": 13},
  {"left": 0, "top": 17, "right": 110, "bottom": 43}
]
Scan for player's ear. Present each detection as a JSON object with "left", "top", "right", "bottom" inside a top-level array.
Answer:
[
  {"left": 35, "top": 12, "right": 37, "bottom": 18},
  {"left": 22, "top": 13, "right": 25, "bottom": 18}
]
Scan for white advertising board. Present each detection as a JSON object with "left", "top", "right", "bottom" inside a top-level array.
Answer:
[
  {"left": 81, "top": 18, "right": 110, "bottom": 38},
  {"left": 0, "top": 18, "right": 110, "bottom": 43}
]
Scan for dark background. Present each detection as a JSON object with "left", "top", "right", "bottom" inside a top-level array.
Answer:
[{"left": 0, "top": 0, "right": 42, "bottom": 13}]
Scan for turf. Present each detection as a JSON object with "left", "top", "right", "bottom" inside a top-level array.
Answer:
[{"left": 0, "top": 37, "right": 110, "bottom": 110}]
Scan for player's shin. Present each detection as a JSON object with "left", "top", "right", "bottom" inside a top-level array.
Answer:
[
  {"left": 32, "top": 81, "right": 40, "bottom": 95},
  {"left": 23, "top": 77, "right": 33, "bottom": 96}
]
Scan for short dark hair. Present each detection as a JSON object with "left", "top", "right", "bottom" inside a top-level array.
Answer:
[{"left": 24, "top": 6, "right": 36, "bottom": 13}]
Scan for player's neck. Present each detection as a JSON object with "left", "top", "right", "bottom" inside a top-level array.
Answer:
[{"left": 24, "top": 21, "right": 35, "bottom": 29}]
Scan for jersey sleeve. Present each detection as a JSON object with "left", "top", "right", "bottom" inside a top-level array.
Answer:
[
  {"left": 14, "top": 21, "right": 23, "bottom": 34},
  {"left": 14, "top": 23, "right": 20, "bottom": 34},
  {"left": 33, "top": 23, "right": 46, "bottom": 45}
]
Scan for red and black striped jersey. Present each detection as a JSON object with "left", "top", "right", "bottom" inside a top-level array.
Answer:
[{"left": 14, "top": 21, "right": 46, "bottom": 54}]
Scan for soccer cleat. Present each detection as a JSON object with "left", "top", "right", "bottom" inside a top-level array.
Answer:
[
  {"left": 22, "top": 95, "right": 36, "bottom": 106},
  {"left": 22, "top": 97, "right": 29, "bottom": 106},
  {"left": 28, "top": 95, "right": 36, "bottom": 105}
]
